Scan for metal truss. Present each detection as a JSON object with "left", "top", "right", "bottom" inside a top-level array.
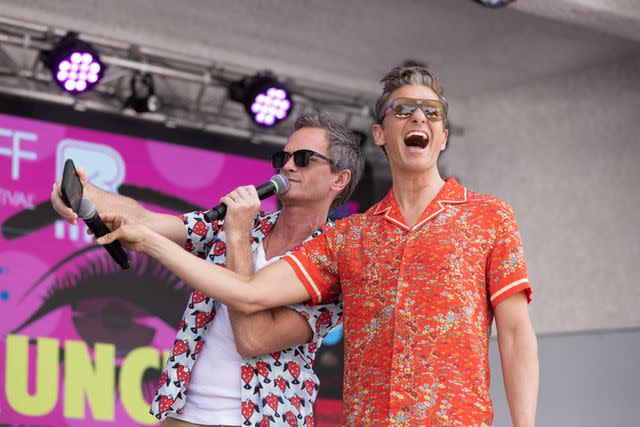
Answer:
[{"left": 0, "top": 15, "right": 378, "bottom": 149}]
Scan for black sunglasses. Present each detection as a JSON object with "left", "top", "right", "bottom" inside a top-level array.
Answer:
[{"left": 271, "top": 149, "right": 332, "bottom": 169}]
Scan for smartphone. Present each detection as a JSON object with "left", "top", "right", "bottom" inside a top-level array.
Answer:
[{"left": 60, "top": 159, "right": 83, "bottom": 213}]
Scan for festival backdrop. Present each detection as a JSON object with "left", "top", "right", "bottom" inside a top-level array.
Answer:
[{"left": 0, "top": 112, "right": 346, "bottom": 426}]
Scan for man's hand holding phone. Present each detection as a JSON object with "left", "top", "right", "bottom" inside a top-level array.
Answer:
[
  {"left": 51, "top": 164, "right": 89, "bottom": 225},
  {"left": 52, "top": 158, "right": 131, "bottom": 269}
]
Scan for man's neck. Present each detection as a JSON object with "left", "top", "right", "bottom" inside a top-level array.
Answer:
[
  {"left": 265, "top": 202, "right": 329, "bottom": 258},
  {"left": 390, "top": 166, "right": 446, "bottom": 228}
]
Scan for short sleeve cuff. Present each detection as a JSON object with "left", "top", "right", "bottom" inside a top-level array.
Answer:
[
  {"left": 490, "top": 278, "right": 532, "bottom": 309},
  {"left": 283, "top": 254, "right": 325, "bottom": 304}
]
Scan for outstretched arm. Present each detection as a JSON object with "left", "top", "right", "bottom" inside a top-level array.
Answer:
[
  {"left": 51, "top": 166, "right": 185, "bottom": 245},
  {"left": 495, "top": 291, "right": 539, "bottom": 427},
  {"left": 96, "top": 212, "right": 310, "bottom": 314}
]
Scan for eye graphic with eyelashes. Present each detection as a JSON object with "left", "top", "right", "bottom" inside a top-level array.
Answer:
[
  {"left": 3, "top": 185, "right": 206, "bottom": 395},
  {"left": 13, "top": 250, "right": 193, "bottom": 402},
  {"left": 13, "top": 249, "right": 192, "bottom": 356},
  {"left": 6, "top": 185, "right": 204, "bottom": 350}
]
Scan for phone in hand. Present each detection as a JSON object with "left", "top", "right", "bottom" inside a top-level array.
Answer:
[
  {"left": 59, "top": 158, "right": 132, "bottom": 269},
  {"left": 60, "top": 159, "right": 83, "bottom": 213}
]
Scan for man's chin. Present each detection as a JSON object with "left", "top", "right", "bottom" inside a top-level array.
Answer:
[
  {"left": 278, "top": 191, "right": 297, "bottom": 203},
  {"left": 394, "top": 156, "right": 438, "bottom": 173}
]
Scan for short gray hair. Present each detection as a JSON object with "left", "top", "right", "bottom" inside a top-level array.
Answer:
[
  {"left": 374, "top": 65, "right": 449, "bottom": 129},
  {"left": 294, "top": 112, "right": 365, "bottom": 211}
]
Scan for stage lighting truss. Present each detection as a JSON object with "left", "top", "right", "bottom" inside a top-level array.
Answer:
[
  {"left": 40, "top": 32, "right": 105, "bottom": 94},
  {"left": 0, "top": 15, "right": 380, "bottom": 161}
]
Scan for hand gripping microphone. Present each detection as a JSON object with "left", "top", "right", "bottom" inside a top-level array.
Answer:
[
  {"left": 78, "top": 198, "right": 131, "bottom": 270},
  {"left": 204, "top": 174, "right": 290, "bottom": 223}
]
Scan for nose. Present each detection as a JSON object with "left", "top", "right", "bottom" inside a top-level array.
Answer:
[
  {"left": 410, "top": 106, "right": 428, "bottom": 123},
  {"left": 282, "top": 154, "right": 297, "bottom": 173}
]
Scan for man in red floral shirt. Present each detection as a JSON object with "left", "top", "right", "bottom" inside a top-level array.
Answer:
[{"left": 99, "top": 65, "right": 539, "bottom": 426}]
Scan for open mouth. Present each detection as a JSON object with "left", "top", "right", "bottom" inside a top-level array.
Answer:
[{"left": 404, "top": 131, "right": 430, "bottom": 149}]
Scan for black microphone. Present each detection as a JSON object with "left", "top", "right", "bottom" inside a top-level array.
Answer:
[
  {"left": 78, "top": 198, "right": 131, "bottom": 270},
  {"left": 204, "top": 174, "right": 289, "bottom": 223}
]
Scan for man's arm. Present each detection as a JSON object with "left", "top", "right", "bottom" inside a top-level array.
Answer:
[
  {"left": 51, "top": 166, "right": 185, "bottom": 245},
  {"left": 226, "top": 229, "right": 312, "bottom": 357},
  {"left": 495, "top": 291, "right": 539, "bottom": 427},
  {"left": 96, "top": 212, "right": 310, "bottom": 313},
  {"left": 232, "top": 308, "right": 313, "bottom": 358},
  {"left": 218, "top": 186, "right": 313, "bottom": 357}
]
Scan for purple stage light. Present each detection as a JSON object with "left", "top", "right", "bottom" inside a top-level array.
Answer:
[
  {"left": 229, "top": 73, "right": 295, "bottom": 127},
  {"left": 249, "top": 86, "right": 292, "bottom": 126},
  {"left": 52, "top": 49, "right": 103, "bottom": 93},
  {"left": 41, "top": 32, "right": 105, "bottom": 94}
]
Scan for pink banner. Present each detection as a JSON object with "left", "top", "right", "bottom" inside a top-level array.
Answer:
[{"left": 0, "top": 113, "right": 277, "bottom": 426}]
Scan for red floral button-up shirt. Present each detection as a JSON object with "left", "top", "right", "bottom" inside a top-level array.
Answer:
[{"left": 284, "top": 178, "right": 532, "bottom": 426}]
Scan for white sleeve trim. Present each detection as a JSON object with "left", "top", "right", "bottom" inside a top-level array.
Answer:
[
  {"left": 490, "top": 278, "right": 529, "bottom": 302},
  {"left": 288, "top": 254, "right": 323, "bottom": 303}
]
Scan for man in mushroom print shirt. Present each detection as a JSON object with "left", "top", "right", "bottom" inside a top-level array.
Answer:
[
  {"left": 51, "top": 112, "right": 364, "bottom": 426},
  {"left": 95, "top": 66, "right": 538, "bottom": 427}
]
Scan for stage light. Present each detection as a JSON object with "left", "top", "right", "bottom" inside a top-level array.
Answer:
[
  {"left": 41, "top": 32, "right": 105, "bottom": 94},
  {"left": 229, "top": 73, "right": 293, "bottom": 127},
  {"left": 125, "top": 72, "right": 161, "bottom": 113},
  {"left": 473, "top": 0, "right": 515, "bottom": 8}
]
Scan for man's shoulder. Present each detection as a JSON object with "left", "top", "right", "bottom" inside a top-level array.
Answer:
[
  {"left": 332, "top": 211, "right": 369, "bottom": 229},
  {"left": 464, "top": 189, "right": 517, "bottom": 225},
  {"left": 466, "top": 189, "right": 514, "bottom": 211},
  {"left": 180, "top": 209, "right": 206, "bottom": 221},
  {"left": 180, "top": 209, "right": 223, "bottom": 235}
]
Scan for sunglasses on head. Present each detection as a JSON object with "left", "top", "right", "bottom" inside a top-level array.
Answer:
[
  {"left": 383, "top": 98, "right": 446, "bottom": 122},
  {"left": 271, "top": 149, "right": 333, "bottom": 169}
]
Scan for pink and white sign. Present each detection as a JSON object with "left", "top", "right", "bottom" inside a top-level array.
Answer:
[{"left": 0, "top": 112, "right": 276, "bottom": 426}]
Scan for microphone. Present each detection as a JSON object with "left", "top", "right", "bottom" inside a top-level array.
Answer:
[
  {"left": 204, "top": 174, "right": 289, "bottom": 222},
  {"left": 78, "top": 198, "right": 131, "bottom": 270}
]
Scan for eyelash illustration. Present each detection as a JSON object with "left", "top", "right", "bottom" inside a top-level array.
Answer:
[
  {"left": 14, "top": 251, "right": 191, "bottom": 355},
  {"left": 10, "top": 249, "right": 194, "bottom": 400}
]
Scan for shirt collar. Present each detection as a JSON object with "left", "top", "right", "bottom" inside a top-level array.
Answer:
[
  {"left": 249, "top": 211, "right": 280, "bottom": 253},
  {"left": 371, "top": 178, "right": 467, "bottom": 231}
]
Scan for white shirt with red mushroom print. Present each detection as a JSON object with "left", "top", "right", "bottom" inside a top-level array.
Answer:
[{"left": 149, "top": 210, "right": 342, "bottom": 426}]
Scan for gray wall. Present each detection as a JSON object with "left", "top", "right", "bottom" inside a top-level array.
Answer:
[
  {"left": 445, "top": 55, "right": 640, "bottom": 335},
  {"left": 489, "top": 329, "right": 640, "bottom": 426},
  {"left": 444, "top": 51, "right": 640, "bottom": 426}
]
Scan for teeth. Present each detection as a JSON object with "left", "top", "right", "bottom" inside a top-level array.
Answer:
[{"left": 405, "top": 131, "right": 428, "bottom": 139}]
